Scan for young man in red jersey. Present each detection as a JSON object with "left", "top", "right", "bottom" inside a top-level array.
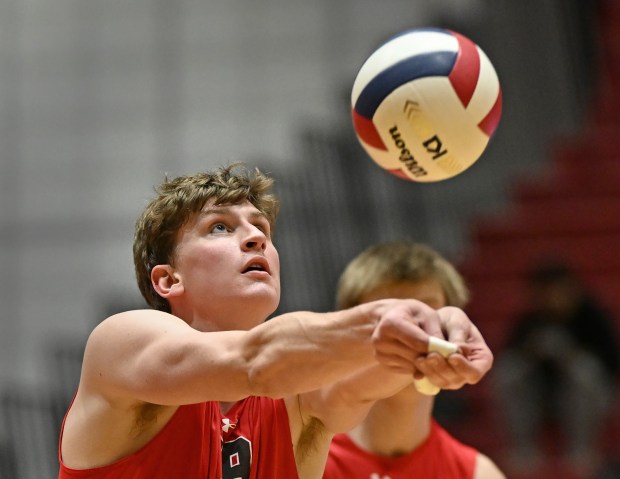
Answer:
[
  {"left": 58, "top": 165, "right": 493, "bottom": 479},
  {"left": 324, "top": 241, "right": 505, "bottom": 479}
]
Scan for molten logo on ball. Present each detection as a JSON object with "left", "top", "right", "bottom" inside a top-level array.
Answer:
[{"left": 351, "top": 27, "right": 502, "bottom": 182}]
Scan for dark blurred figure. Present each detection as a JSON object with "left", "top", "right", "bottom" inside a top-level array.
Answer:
[{"left": 493, "top": 258, "right": 620, "bottom": 477}]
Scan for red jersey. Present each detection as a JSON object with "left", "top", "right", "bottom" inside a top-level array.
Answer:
[
  {"left": 323, "top": 420, "right": 477, "bottom": 479},
  {"left": 58, "top": 397, "right": 299, "bottom": 479}
]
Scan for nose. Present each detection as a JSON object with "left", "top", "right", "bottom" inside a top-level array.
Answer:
[{"left": 242, "top": 224, "right": 267, "bottom": 251}]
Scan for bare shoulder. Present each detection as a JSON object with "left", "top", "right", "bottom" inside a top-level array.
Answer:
[
  {"left": 87, "top": 309, "right": 188, "bottom": 347},
  {"left": 82, "top": 310, "right": 189, "bottom": 388},
  {"left": 475, "top": 453, "right": 506, "bottom": 479},
  {"left": 61, "top": 310, "right": 183, "bottom": 468}
]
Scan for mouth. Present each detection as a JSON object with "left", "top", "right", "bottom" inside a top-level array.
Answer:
[{"left": 242, "top": 258, "right": 270, "bottom": 275}]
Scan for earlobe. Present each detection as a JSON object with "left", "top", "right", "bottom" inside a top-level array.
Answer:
[{"left": 151, "top": 265, "right": 184, "bottom": 298}]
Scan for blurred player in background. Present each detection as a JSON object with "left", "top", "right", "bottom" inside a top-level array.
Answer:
[
  {"left": 493, "top": 258, "right": 620, "bottom": 477},
  {"left": 323, "top": 240, "right": 505, "bottom": 479}
]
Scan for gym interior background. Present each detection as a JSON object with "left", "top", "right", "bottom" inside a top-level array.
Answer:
[{"left": 0, "top": 1, "right": 613, "bottom": 477}]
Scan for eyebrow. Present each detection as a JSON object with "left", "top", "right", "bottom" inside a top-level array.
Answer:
[{"left": 199, "top": 205, "right": 268, "bottom": 222}]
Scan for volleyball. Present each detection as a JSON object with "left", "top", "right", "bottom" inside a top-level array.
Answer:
[{"left": 351, "top": 28, "right": 502, "bottom": 182}]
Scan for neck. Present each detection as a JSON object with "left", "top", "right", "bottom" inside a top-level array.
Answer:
[
  {"left": 348, "top": 386, "right": 434, "bottom": 456},
  {"left": 220, "top": 401, "right": 235, "bottom": 414},
  {"left": 171, "top": 304, "right": 267, "bottom": 333}
]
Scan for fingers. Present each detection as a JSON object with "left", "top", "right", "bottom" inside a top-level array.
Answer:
[
  {"left": 370, "top": 300, "right": 436, "bottom": 374},
  {"left": 437, "top": 306, "right": 494, "bottom": 383},
  {"left": 414, "top": 349, "right": 493, "bottom": 390},
  {"left": 437, "top": 306, "right": 472, "bottom": 345},
  {"left": 413, "top": 305, "right": 494, "bottom": 390},
  {"left": 369, "top": 300, "right": 494, "bottom": 390},
  {"left": 414, "top": 352, "right": 467, "bottom": 390},
  {"left": 445, "top": 352, "right": 493, "bottom": 385},
  {"left": 371, "top": 315, "right": 428, "bottom": 374},
  {"left": 370, "top": 301, "right": 447, "bottom": 363},
  {"left": 412, "top": 302, "right": 444, "bottom": 339}
]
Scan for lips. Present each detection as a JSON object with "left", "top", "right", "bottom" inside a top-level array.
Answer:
[{"left": 242, "top": 257, "right": 270, "bottom": 275}]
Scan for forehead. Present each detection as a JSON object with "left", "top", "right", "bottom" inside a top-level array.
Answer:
[{"left": 360, "top": 279, "right": 446, "bottom": 309}]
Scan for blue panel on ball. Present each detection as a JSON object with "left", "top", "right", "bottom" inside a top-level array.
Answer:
[{"left": 354, "top": 51, "right": 457, "bottom": 119}]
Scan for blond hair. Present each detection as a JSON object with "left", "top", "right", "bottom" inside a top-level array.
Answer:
[
  {"left": 336, "top": 241, "right": 469, "bottom": 309},
  {"left": 133, "top": 164, "right": 280, "bottom": 312}
]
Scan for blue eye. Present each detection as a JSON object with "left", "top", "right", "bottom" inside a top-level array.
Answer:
[{"left": 211, "top": 223, "right": 228, "bottom": 233}]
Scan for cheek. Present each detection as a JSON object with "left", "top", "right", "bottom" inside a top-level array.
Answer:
[
  {"left": 177, "top": 244, "right": 228, "bottom": 281},
  {"left": 269, "top": 247, "right": 281, "bottom": 277}
]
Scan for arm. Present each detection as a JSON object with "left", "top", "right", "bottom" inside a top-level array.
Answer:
[
  {"left": 295, "top": 306, "right": 494, "bottom": 435},
  {"left": 81, "top": 299, "right": 442, "bottom": 407},
  {"left": 81, "top": 308, "right": 366, "bottom": 406}
]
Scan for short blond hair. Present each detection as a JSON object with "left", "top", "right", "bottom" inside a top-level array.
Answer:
[
  {"left": 133, "top": 164, "right": 280, "bottom": 312},
  {"left": 336, "top": 241, "right": 469, "bottom": 310}
]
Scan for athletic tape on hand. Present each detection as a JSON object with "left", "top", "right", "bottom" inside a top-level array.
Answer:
[
  {"left": 414, "top": 337, "right": 460, "bottom": 396},
  {"left": 428, "top": 336, "right": 460, "bottom": 356}
]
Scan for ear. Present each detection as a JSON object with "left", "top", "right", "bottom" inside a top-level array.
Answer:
[{"left": 151, "top": 264, "right": 184, "bottom": 298}]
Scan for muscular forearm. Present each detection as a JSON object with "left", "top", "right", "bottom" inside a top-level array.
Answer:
[
  {"left": 243, "top": 307, "right": 378, "bottom": 398},
  {"left": 218, "top": 298, "right": 437, "bottom": 400},
  {"left": 86, "top": 307, "right": 380, "bottom": 406},
  {"left": 85, "top": 300, "right": 440, "bottom": 407}
]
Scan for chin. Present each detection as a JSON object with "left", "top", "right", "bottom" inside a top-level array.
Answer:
[
  {"left": 251, "top": 283, "right": 280, "bottom": 307},
  {"left": 254, "top": 295, "right": 280, "bottom": 320}
]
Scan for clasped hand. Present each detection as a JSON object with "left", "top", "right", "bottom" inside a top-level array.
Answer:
[{"left": 371, "top": 300, "right": 493, "bottom": 390}]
